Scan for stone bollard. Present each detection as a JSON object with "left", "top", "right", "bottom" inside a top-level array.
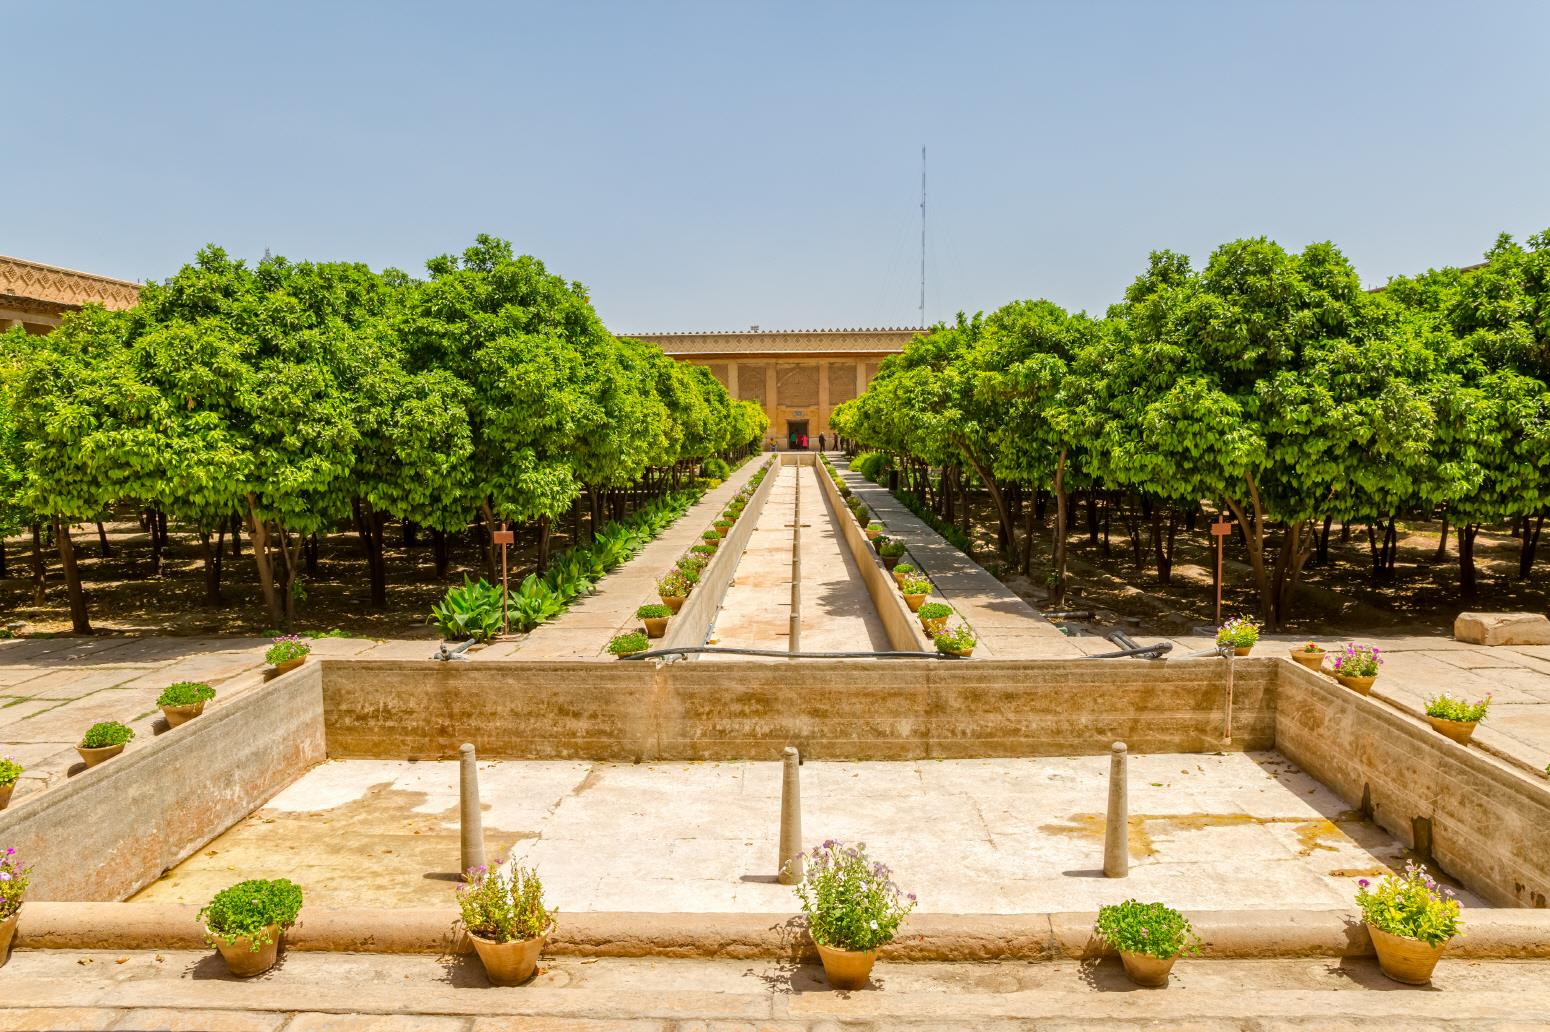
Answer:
[
  {"left": 459, "top": 743, "right": 487, "bottom": 879},
  {"left": 1103, "top": 741, "right": 1128, "bottom": 878},
  {"left": 778, "top": 746, "right": 803, "bottom": 884}
]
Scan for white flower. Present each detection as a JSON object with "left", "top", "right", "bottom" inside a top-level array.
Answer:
[{"left": 869, "top": 920, "right": 878, "bottom": 930}]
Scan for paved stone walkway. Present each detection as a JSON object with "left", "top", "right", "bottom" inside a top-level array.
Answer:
[
  {"left": 1068, "top": 631, "right": 1550, "bottom": 776},
  {"left": 834, "top": 462, "right": 1081, "bottom": 659},
  {"left": 2, "top": 951, "right": 1547, "bottom": 1030},
  {"left": 712, "top": 463, "right": 889, "bottom": 654}
]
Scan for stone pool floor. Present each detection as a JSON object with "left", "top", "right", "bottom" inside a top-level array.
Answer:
[{"left": 129, "top": 752, "right": 1463, "bottom": 913}]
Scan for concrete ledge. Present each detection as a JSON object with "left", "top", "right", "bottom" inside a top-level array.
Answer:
[
  {"left": 815, "top": 457, "right": 930, "bottom": 652},
  {"left": 18, "top": 903, "right": 1550, "bottom": 960}
]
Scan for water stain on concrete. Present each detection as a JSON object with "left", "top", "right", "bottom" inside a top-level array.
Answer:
[
  {"left": 133, "top": 783, "right": 537, "bottom": 908},
  {"left": 1038, "top": 811, "right": 1386, "bottom": 861}
]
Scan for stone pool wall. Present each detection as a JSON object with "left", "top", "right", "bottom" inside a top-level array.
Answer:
[{"left": 0, "top": 662, "right": 325, "bottom": 901}]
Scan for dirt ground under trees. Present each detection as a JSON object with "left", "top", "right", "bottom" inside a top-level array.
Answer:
[
  {"left": 2, "top": 488, "right": 1546, "bottom": 639},
  {"left": 956, "top": 496, "right": 1549, "bottom": 636},
  {"left": 0, "top": 509, "right": 600, "bottom": 638}
]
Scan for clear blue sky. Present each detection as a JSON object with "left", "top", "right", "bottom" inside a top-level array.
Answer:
[{"left": 8, "top": 1, "right": 1549, "bottom": 331}]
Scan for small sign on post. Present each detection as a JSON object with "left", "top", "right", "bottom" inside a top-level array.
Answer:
[
  {"left": 492, "top": 525, "right": 516, "bottom": 638},
  {"left": 1210, "top": 518, "right": 1233, "bottom": 627}
]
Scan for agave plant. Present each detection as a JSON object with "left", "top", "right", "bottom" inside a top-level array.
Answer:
[
  {"left": 508, "top": 574, "right": 567, "bottom": 633},
  {"left": 428, "top": 577, "right": 506, "bottom": 643}
]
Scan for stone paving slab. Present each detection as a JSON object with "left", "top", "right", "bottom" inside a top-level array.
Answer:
[
  {"left": 131, "top": 752, "right": 1453, "bottom": 914},
  {"left": 2, "top": 951, "right": 1549, "bottom": 1030}
]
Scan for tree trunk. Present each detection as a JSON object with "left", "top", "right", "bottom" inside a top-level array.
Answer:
[
  {"left": 230, "top": 513, "right": 243, "bottom": 557},
  {"left": 0, "top": 538, "right": 6, "bottom": 579},
  {"left": 1314, "top": 514, "right": 1333, "bottom": 567},
  {"left": 478, "top": 501, "right": 498, "bottom": 578},
  {"left": 353, "top": 500, "right": 388, "bottom": 609},
  {"left": 1021, "top": 501, "right": 1035, "bottom": 575},
  {"left": 1148, "top": 504, "right": 1177, "bottom": 583},
  {"left": 148, "top": 507, "right": 163, "bottom": 576},
  {"left": 537, "top": 515, "right": 552, "bottom": 576},
  {"left": 1271, "top": 518, "right": 1316, "bottom": 625},
  {"left": 958, "top": 445, "right": 1014, "bottom": 559},
  {"left": 246, "top": 497, "right": 284, "bottom": 627},
  {"left": 432, "top": 528, "right": 450, "bottom": 578},
  {"left": 197, "top": 529, "right": 225, "bottom": 606},
  {"left": 1519, "top": 514, "right": 1544, "bottom": 581},
  {"left": 403, "top": 520, "right": 418, "bottom": 549},
  {"left": 1221, "top": 474, "right": 1275, "bottom": 626},
  {"left": 304, "top": 532, "right": 319, "bottom": 577},
  {"left": 54, "top": 519, "right": 93, "bottom": 634},
  {"left": 96, "top": 520, "right": 113, "bottom": 558},
  {"left": 30, "top": 524, "right": 47, "bottom": 604},
  {"left": 1434, "top": 513, "right": 1449, "bottom": 561},
  {"left": 1049, "top": 450, "right": 1068, "bottom": 608},
  {"left": 1085, "top": 493, "right": 1100, "bottom": 547},
  {"left": 1458, "top": 523, "right": 1479, "bottom": 598}
]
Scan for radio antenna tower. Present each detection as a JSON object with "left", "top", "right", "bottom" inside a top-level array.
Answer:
[{"left": 919, "top": 145, "right": 926, "bottom": 327}]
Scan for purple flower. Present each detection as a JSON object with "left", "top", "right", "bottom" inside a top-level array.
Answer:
[{"left": 1358, "top": 879, "right": 1370, "bottom": 888}]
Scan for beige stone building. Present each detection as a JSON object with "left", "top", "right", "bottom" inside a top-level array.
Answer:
[
  {"left": 0, "top": 254, "right": 141, "bottom": 333},
  {"left": 628, "top": 327, "right": 921, "bottom": 448}
]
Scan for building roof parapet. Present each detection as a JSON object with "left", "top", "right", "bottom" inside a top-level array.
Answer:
[{"left": 0, "top": 254, "right": 142, "bottom": 312}]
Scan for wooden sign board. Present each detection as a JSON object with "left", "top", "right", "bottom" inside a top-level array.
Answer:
[
  {"left": 492, "top": 530, "right": 515, "bottom": 545},
  {"left": 1210, "top": 522, "right": 1233, "bottom": 537}
]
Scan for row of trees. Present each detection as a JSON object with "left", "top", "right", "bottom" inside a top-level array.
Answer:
[
  {"left": 831, "top": 230, "right": 1550, "bottom": 627},
  {"left": 0, "top": 235, "right": 767, "bottom": 632}
]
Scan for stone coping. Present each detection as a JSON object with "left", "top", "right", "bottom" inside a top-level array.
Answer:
[{"left": 15, "top": 902, "right": 1550, "bottom": 961}]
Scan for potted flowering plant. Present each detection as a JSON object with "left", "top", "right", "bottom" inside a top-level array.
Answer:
[
  {"left": 701, "top": 530, "right": 721, "bottom": 551},
  {"left": 78, "top": 721, "right": 134, "bottom": 767},
  {"left": 879, "top": 540, "right": 906, "bottom": 570},
  {"left": 200, "top": 878, "right": 304, "bottom": 977},
  {"left": 899, "top": 576, "right": 931, "bottom": 612},
  {"left": 157, "top": 681, "right": 216, "bottom": 728},
  {"left": 637, "top": 603, "right": 672, "bottom": 639},
  {"left": 0, "top": 846, "right": 30, "bottom": 968},
  {"left": 865, "top": 522, "right": 883, "bottom": 541},
  {"left": 891, "top": 562, "right": 915, "bottom": 587},
  {"left": 265, "top": 635, "right": 311, "bottom": 674},
  {"left": 1094, "top": 898, "right": 1201, "bottom": 987},
  {"left": 918, "top": 602, "right": 953, "bottom": 637},
  {"left": 1424, "top": 694, "right": 1490, "bottom": 745},
  {"left": 789, "top": 840, "right": 916, "bottom": 990},
  {"left": 1216, "top": 616, "right": 1259, "bottom": 656},
  {"left": 608, "top": 631, "right": 649, "bottom": 659},
  {"left": 0, "top": 756, "right": 21, "bottom": 811},
  {"left": 1330, "top": 643, "right": 1382, "bottom": 694},
  {"left": 689, "top": 543, "right": 717, "bottom": 559},
  {"left": 713, "top": 518, "right": 733, "bottom": 538},
  {"left": 656, "top": 571, "right": 693, "bottom": 614},
  {"left": 1289, "top": 641, "right": 1326, "bottom": 670},
  {"left": 1356, "top": 863, "right": 1462, "bottom": 984},
  {"left": 934, "top": 624, "right": 977, "bottom": 658},
  {"left": 457, "top": 861, "right": 554, "bottom": 986}
]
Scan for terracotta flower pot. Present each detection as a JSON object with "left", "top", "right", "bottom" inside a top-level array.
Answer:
[
  {"left": 1426, "top": 715, "right": 1478, "bottom": 745},
  {"left": 1119, "top": 950, "right": 1176, "bottom": 987},
  {"left": 714, "top": 525, "right": 730, "bottom": 538},
  {"left": 642, "top": 616, "right": 669, "bottom": 639},
  {"left": 210, "top": 924, "right": 282, "bottom": 977},
  {"left": 1336, "top": 673, "right": 1377, "bottom": 695},
  {"left": 903, "top": 593, "right": 926, "bottom": 612},
  {"left": 940, "top": 646, "right": 974, "bottom": 658},
  {"left": 892, "top": 570, "right": 910, "bottom": 587},
  {"left": 921, "top": 616, "right": 949, "bottom": 636},
  {"left": 865, "top": 528, "right": 881, "bottom": 540},
  {"left": 703, "top": 539, "right": 719, "bottom": 551},
  {"left": 815, "top": 940, "right": 878, "bottom": 990},
  {"left": 77, "top": 743, "right": 125, "bottom": 768},
  {"left": 615, "top": 648, "right": 646, "bottom": 660},
  {"left": 0, "top": 782, "right": 14, "bottom": 811},
  {"left": 468, "top": 926, "right": 551, "bottom": 986},
  {"left": 660, "top": 594, "right": 686, "bottom": 615},
  {"left": 1368, "top": 925, "right": 1446, "bottom": 985},
  {"left": 1289, "top": 649, "right": 1325, "bottom": 670},
  {"left": 882, "top": 554, "right": 900, "bottom": 570},
  {"left": 0, "top": 910, "right": 17, "bottom": 969},
  {"left": 1232, "top": 645, "right": 1253, "bottom": 657},
  {"left": 273, "top": 656, "right": 306, "bottom": 675},
  {"left": 161, "top": 701, "right": 206, "bottom": 728}
]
